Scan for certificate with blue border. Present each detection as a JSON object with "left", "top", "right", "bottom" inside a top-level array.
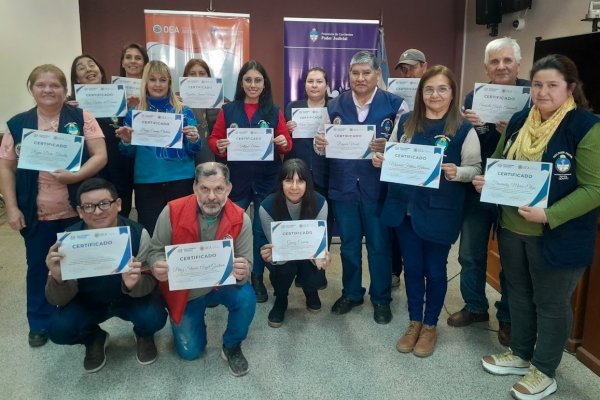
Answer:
[
  {"left": 291, "top": 107, "right": 328, "bottom": 138},
  {"left": 17, "top": 129, "right": 84, "bottom": 172},
  {"left": 472, "top": 83, "right": 531, "bottom": 124},
  {"left": 226, "top": 128, "right": 274, "bottom": 161},
  {"left": 111, "top": 76, "right": 142, "bottom": 99},
  {"left": 271, "top": 220, "right": 328, "bottom": 262},
  {"left": 179, "top": 77, "right": 224, "bottom": 108},
  {"left": 380, "top": 142, "right": 444, "bottom": 188},
  {"left": 131, "top": 111, "right": 183, "bottom": 149},
  {"left": 75, "top": 84, "right": 127, "bottom": 118},
  {"left": 325, "top": 124, "right": 375, "bottom": 159},
  {"left": 387, "top": 78, "right": 420, "bottom": 110}
]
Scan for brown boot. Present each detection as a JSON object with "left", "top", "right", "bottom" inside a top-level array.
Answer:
[
  {"left": 396, "top": 321, "right": 423, "bottom": 353},
  {"left": 413, "top": 325, "right": 437, "bottom": 358}
]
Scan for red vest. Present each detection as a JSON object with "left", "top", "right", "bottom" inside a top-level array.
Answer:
[{"left": 161, "top": 194, "right": 245, "bottom": 324}]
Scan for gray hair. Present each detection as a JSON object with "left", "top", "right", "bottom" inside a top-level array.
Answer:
[
  {"left": 484, "top": 37, "right": 522, "bottom": 64},
  {"left": 194, "top": 162, "right": 231, "bottom": 185},
  {"left": 349, "top": 50, "right": 380, "bottom": 70}
]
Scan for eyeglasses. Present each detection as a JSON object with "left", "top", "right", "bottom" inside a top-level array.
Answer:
[
  {"left": 79, "top": 199, "right": 117, "bottom": 214},
  {"left": 423, "top": 85, "right": 451, "bottom": 96},
  {"left": 243, "top": 77, "right": 264, "bottom": 85}
]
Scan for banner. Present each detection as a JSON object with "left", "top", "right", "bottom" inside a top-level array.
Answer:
[
  {"left": 283, "top": 18, "right": 380, "bottom": 106},
  {"left": 145, "top": 10, "right": 250, "bottom": 100}
]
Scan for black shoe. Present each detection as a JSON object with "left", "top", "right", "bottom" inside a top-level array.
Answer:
[
  {"left": 294, "top": 279, "right": 302, "bottom": 288},
  {"left": 304, "top": 290, "right": 321, "bottom": 312},
  {"left": 331, "top": 296, "right": 363, "bottom": 315},
  {"left": 319, "top": 277, "right": 328, "bottom": 291},
  {"left": 268, "top": 297, "right": 288, "bottom": 328},
  {"left": 221, "top": 344, "right": 249, "bottom": 377},
  {"left": 28, "top": 331, "right": 48, "bottom": 348},
  {"left": 206, "top": 303, "right": 219, "bottom": 308},
  {"left": 373, "top": 303, "right": 392, "bottom": 324},
  {"left": 84, "top": 330, "right": 109, "bottom": 373},
  {"left": 498, "top": 321, "right": 511, "bottom": 347},
  {"left": 135, "top": 334, "right": 157, "bottom": 365},
  {"left": 252, "top": 276, "right": 268, "bottom": 303}
]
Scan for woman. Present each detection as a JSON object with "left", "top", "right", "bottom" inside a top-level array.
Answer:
[
  {"left": 372, "top": 65, "right": 481, "bottom": 357},
  {"left": 478, "top": 55, "right": 600, "bottom": 400},
  {"left": 115, "top": 61, "right": 201, "bottom": 235},
  {"left": 208, "top": 60, "right": 293, "bottom": 303},
  {"left": 0, "top": 64, "right": 107, "bottom": 347},
  {"left": 119, "top": 43, "right": 149, "bottom": 108},
  {"left": 69, "top": 54, "right": 135, "bottom": 217},
  {"left": 256, "top": 159, "right": 330, "bottom": 327}
]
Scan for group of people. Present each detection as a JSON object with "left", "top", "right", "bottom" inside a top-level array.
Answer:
[{"left": 0, "top": 37, "right": 598, "bottom": 400}]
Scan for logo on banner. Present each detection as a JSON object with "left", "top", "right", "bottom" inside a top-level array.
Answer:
[
  {"left": 309, "top": 28, "right": 319, "bottom": 43},
  {"left": 152, "top": 24, "right": 180, "bottom": 34}
]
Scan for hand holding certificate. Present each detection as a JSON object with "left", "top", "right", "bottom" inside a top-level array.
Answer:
[
  {"left": 291, "top": 108, "right": 328, "bottom": 138},
  {"left": 325, "top": 124, "right": 375, "bottom": 159},
  {"left": 380, "top": 142, "right": 444, "bottom": 188},
  {"left": 226, "top": 128, "right": 274, "bottom": 161},
  {"left": 271, "top": 220, "right": 327, "bottom": 262},
  {"left": 131, "top": 111, "right": 183, "bottom": 148},
  {"left": 179, "top": 77, "right": 224, "bottom": 108},
  {"left": 165, "top": 239, "right": 236, "bottom": 291},
  {"left": 472, "top": 83, "right": 531, "bottom": 124},
  {"left": 17, "top": 129, "right": 84, "bottom": 172},
  {"left": 480, "top": 158, "right": 552, "bottom": 208},
  {"left": 75, "top": 84, "right": 127, "bottom": 118}
]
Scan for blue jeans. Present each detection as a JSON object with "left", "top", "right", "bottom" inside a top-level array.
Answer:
[
  {"left": 48, "top": 291, "right": 167, "bottom": 345},
  {"left": 170, "top": 283, "right": 256, "bottom": 360},
  {"left": 458, "top": 192, "right": 510, "bottom": 321},
  {"left": 396, "top": 217, "right": 451, "bottom": 326},
  {"left": 333, "top": 198, "right": 391, "bottom": 304}
]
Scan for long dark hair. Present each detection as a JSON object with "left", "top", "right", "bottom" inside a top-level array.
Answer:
[
  {"left": 303, "top": 66, "right": 331, "bottom": 102},
  {"left": 69, "top": 54, "right": 107, "bottom": 99},
  {"left": 119, "top": 43, "right": 149, "bottom": 77},
  {"left": 273, "top": 159, "right": 317, "bottom": 220},
  {"left": 234, "top": 60, "right": 276, "bottom": 121}
]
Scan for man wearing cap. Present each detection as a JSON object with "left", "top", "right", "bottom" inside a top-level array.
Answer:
[{"left": 395, "top": 48, "right": 428, "bottom": 78}]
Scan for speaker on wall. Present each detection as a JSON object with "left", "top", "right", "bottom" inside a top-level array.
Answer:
[{"left": 476, "top": 0, "right": 502, "bottom": 25}]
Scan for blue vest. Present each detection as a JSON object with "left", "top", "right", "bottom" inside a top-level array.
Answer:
[
  {"left": 381, "top": 114, "right": 473, "bottom": 245},
  {"left": 6, "top": 105, "right": 88, "bottom": 237},
  {"left": 327, "top": 89, "right": 403, "bottom": 202},
  {"left": 504, "top": 107, "right": 600, "bottom": 268}
]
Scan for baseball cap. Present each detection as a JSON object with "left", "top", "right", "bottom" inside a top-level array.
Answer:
[{"left": 395, "top": 49, "right": 427, "bottom": 69}]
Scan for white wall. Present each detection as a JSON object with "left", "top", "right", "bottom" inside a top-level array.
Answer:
[
  {"left": 461, "top": 0, "right": 593, "bottom": 99},
  {"left": 0, "top": 0, "right": 81, "bottom": 130}
]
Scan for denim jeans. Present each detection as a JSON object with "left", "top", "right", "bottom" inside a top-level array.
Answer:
[
  {"left": 48, "top": 291, "right": 167, "bottom": 345},
  {"left": 170, "top": 283, "right": 256, "bottom": 360},
  {"left": 458, "top": 192, "right": 510, "bottom": 321},
  {"left": 396, "top": 217, "right": 451, "bottom": 326},
  {"left": 333, "top": 198, "right": 391, "bottom": 304},
  {"left": 497, "top": 228, "right": 586, "bottom": 377}
]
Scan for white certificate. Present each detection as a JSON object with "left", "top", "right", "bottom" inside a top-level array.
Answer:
[
  {"left": 131, "top": 111, "right": 183, "bottom": 149},
  {"left": 481, "top": 158, "right": 552, "bottom": 208},
  {"left": 387, "top": 78, "right": 420, "bottom": 110},
  {"left": 380, "top": 142, "right": 444, "bottom": 188},
  {"left": 111, "top": 76, "right": 142, "bottom": 99},
  {"left": 291, "top": 107, "right": 329, "bottom": 139},
  {"left": 226, "top": 128, "right": 274, "bottom": 161},
  {"left": 165, "top": 239, "right": 236, "bottom": 291},
  {"left": 75, "top": 84, "right": 127, "bottom": 118},
  {"left": 17, "top": 129, "right": 84, "bottom": 172},
  {"left": 271, "top": 220, "right": 327, "bottom": 262},
  {"left": 325, "top": 124, "right": 375, "bottom": 160},
  {"left": 179, "top": 77, "right": 224, "bottom": 108},
  {"left": 472, "top": 83, "right": 531, "bottom": 124},
  {"left": 57, "top": 226, "right": 132, "bottom": 280}
]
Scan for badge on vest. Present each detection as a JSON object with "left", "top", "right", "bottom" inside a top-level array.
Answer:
[
  {"left": 229, "top": 123, "right": 239, "bottom": 129},
  {"left": 381, "top": 118, "right": 393, "bottom": 138},
  {"left": 434, "top": 135, "right": 450, "bottom": 149},
  {"left": 64, "top": 122, "right": 80, "bottom": 135},
  {"left": 14, "top": 143, "right": 21, "bottom": 157},
  {"left": 553, "top": 152, "right": 572, "bottom": 180},
  {"left": 258, "top": 120, "right": 270, "bottom": 128},
  {"left": 332, "top": 116, "right": 342, "bottom": 125}
]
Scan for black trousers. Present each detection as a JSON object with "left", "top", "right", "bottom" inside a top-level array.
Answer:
[{"left": 267, "top": 260, "right": 323, "bottom": 297}]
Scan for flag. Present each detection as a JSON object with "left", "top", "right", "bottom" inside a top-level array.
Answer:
[{"left": 376, "top": 13, "right": 389, "bottom": 89}]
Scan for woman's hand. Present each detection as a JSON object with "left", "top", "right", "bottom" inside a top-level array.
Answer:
[
  {"left": 50, "top": 169, "right": 79, "bottom": 185},
  {"left": 273, "top": 134, "right": 289, "bottom": 150},
  {"left": 6, "top": 205, "right": 26, "bottom": 231},
  {"left": 215, "top": 138, "right": 230, "bottom": 154},
  {"left": 369, "top": 137, "right": 387, "bottom": 154},
  {"left": 472, "top": 175, "right": 485, "bottom": 193},
  {"left": 441, "top": 163, "right": 458, "bottom": 180},
  {"left": 260, "top": 244, "right": 273, "bottom": 263},
  {"left": 372, "top": 152, "right": 384, "bottom": 168},
  {"left": 115, "top": 126, "right": 133, "bottom": 143},
  {"left": 183, "top": 125, "right": 200, "bottom": 143},
  {"left": 314, "top": 250, "right": 331, "bottom": 270},
  {"left": 122, "top": 257, "right": 142, "bottom": 290},
  {"left": 463, "top": 109, "right": 483, "bottom": 126},
  {"left": 286, "top": 120, "right": 297, "bottom": 135},
  {"left": 518, "top": 206, "right": 548, "bottom": 224},
  {"left": 495, "top": 121, "right": 508, "bottom": 134},
  {"left": 314, "top": 133, "right": 328, "bottom": 152}
]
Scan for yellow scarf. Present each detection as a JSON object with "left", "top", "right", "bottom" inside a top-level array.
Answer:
[{"left": 506, "top": 96, "right": 576, "bottom": 161}]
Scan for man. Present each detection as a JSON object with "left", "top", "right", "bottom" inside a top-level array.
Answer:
[
  {"left": 44, "top": 178, "right": 167, "bottom": 373},
  {"left": 395, "top": 48, "right": 428, "bottom": 78},
  {"left": 447, "top": 37, "right": 530, "bottom": 347},
  {"left": 148, "top": 162, "right": 255, "bottom": 377},
  {"left": 315, "top": 51, "right": 409, "bottom": 324}
]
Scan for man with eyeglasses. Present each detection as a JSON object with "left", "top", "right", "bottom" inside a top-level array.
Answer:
[
  {"left": 448, "top": 37, "right": 530, "bottom": 347},
  {"left": 148, "top": 162, "right": 255, "bottom": 377},
  {"left": 395, "top": 48, "right": 428, "bottom": 78},
  {"left": 44, "top": 177, "right": 167, "bottom": 373}
]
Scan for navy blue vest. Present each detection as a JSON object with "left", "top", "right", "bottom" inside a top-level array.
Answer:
[
  {"left": 503, "top": 107, "right": 600, "bottom": 268},
  {"left": 381, "top": 113, "right": 473, "bottom": 245},
  {"left": 6, "top": 105, "right": 89, "bottom": 237},
  {"left": 327, "top": 89, "right": 403, "bottom": 202}
]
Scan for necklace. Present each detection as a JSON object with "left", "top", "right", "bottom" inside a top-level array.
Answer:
[{"left": 37, "top": 110, "right": 60, "bottom": 131}]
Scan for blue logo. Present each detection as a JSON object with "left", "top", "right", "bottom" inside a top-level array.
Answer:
[
  {"left": 554, "top": 154, "right": 571, "bottom": 173},
  {"left": 309, "top": 28, "right": 319, "bottom": 43}
]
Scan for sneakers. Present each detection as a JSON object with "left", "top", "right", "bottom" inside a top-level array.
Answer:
[
  {"left": 391, "top": 274, "right": 401, "bottom": 288},
  {"left": 331, "top": 296, "right": 364, "bottom": 315},
  {"left": 28, "top": 331, "right": 48, "bottom": 348},
  {"left": 304, "top": 290, "right": 321, "bottom": 312},
  {"left": 482, "top": 351, "right": 530, "bottom": 376},
  {"left": 413, "top": 325, "right": 437, "bottom": 357},
  {"left": 135, "top": 334, "right": 158, "bottom": 365},
  {"left": 396, "top": 321, "right": 423, "bottom": 353},
  {"left": 447, "top": 308, "right": 489, "bottom": 327},
  {"left": 84, "top": 330, "right": 109, "bottom": 373},
  {"left": 510, "top": 366, "right": 557, "bottom": 400},
  {"left": 498, "top": 321, "right": 512, "bottom": 347},
  {"left": 251, "top": 275, "right": 268, "bottom": 303},
  {"left": 268, "top": 297, "right": 288, "bottom": 328},
  {"left": 221, "top": 344, "right": 249, "bottom": 377}
]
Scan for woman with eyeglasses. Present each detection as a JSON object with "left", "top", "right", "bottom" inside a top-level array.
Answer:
[
  {"left": 208, "top": 60, "right": 293, "bottom": 303},
  {"left": 372, "top": 65, "right": 481, "bottom": 357}
]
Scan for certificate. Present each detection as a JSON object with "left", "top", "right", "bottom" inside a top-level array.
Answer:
[
  {"left": 17, "top": 129, "right": 84, "bottom": 172},
  {"left": 111, "top": 76, "right": 142, "bottom": 99},
  {"left": 387, "top": 78, "right": 420, "bottom": 110},
  {"left": 325, "top": 124, "right": 375, "bottom": 159},
  {"left": 472, "top": 83, "right": 531, "bottom": 124},
  {"left": 131, "top": 111, "right": 183, "bottom": 149},
  {"left": 481, "top": 158, "right": 552, "bottom": 208},
  {"left": 75, "top": 84, "right": 127, "bottom": 118},
  {"left": 271, "top": 220, "right": 327, "bottom": 262},
  {"left": 291, "top": 107, "right": 328, "bottom": 139},
  {"left": 226, "top": 128, "right": 274, "bottom": 161},
  {"left": 179, "top": 77, "right": 224, "bottom": 108},
  {"left": 165, "top": 239, "right": 236, "bottom": 291},
  {"left": 57, "top": 226, "right": 132, "bottom": 280},
  {"left": 380, "top": 142, "right": 444, "bottom": 188}
]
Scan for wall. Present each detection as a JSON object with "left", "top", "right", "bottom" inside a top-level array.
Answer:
[{"left": 0, "top": 0, "right": 81, "bottom": 130}]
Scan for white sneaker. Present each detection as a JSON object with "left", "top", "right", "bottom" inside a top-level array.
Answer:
[
  {"left": 510, "top": 366, "right": 557, "bottom": 400},
  {"left": 482, "top": 351, "right": 530, "bottom": 375}
]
